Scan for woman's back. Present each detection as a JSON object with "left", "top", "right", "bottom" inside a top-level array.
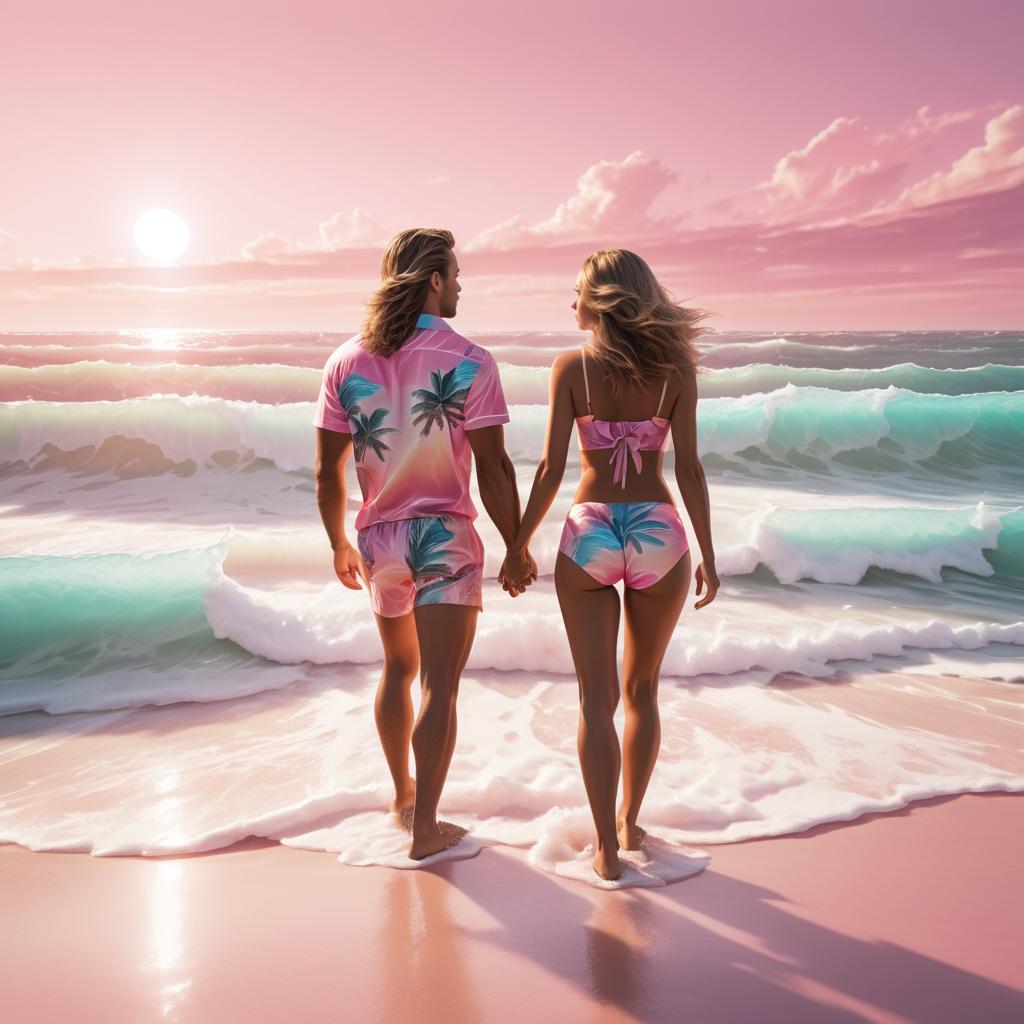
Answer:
[{"left": 569, "top": 347, "right": 677, "bottom": 505}]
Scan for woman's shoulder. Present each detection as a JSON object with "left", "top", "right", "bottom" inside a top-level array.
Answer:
[
  {"left": 551, "top": 347, "right": 585, "bottom": 380},
  {"left": 552, "top": 347, "right": 584, "bottom": 367},
  {"left": 548, "top": 350, "right": 587, "bottom": 415}
]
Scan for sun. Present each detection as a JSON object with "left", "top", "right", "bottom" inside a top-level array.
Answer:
[{"left": 133, "top": 209, "right": 190, "bottom": 262}]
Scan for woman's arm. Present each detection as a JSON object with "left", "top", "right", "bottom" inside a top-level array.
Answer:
[
  {"left": 671, "top": 371, "right": 720, "bottom": 608},
  {"left": 505, "top": 350, "right": 576, "bottom": 560}
]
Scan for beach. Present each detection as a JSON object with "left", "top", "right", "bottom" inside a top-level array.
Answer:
[
  {"left": 2, "top": 327, "right": 1023, "bottom": 1019},
  {"left": 4, "top": 1, "right": 1024, "bottom": 1016},
  {"left": 3, "top": 792, "right": 1021, "bottom": 1023}
]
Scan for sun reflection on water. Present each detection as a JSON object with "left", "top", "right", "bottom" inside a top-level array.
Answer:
[{"left": 149, "top": 859, "right": 192, "bottom": 1018}]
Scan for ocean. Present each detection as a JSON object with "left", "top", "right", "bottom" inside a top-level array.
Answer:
[{"left": 1, "top": 329, "right": 1021, "bottom": 878}]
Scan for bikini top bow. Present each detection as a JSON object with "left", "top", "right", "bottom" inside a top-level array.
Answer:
[{"left": 609, "top": 433, "right": 644, "bottom": 489}]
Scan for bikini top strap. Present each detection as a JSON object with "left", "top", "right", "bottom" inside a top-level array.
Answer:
[
  {"left": 581, "top": 347, "right": 593, "bottom": 414},
  {"left": 655, "top": 377, "right": 669, "bottom": 418}
]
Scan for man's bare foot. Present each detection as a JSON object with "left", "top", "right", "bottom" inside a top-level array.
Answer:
[
  {"left": 390, "top": 778, "right": 416, "bottom": 830},
  {"left": 593, "top": 844, "right": 622, "bottom": 881},
  {"left": 617, "top": 817, "right": 646, "bottom": 851},
  {"left": 408, "top": 820, "right": 468, "bottom": 861}
]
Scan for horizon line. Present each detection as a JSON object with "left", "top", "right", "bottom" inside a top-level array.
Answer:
[{"left": 2, "top": 326, "right": 1022, "bottom": 336}]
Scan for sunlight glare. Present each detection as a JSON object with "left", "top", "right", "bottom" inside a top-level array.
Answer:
[{"left": 134, "top": 209, "right": 190, "bottom": 262}]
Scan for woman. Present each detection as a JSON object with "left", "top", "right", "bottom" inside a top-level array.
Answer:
[{"left": 499, "top": 249, "right": 719, "bottom": 881}]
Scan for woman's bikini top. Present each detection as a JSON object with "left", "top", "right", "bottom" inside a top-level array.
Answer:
[{"left": 575, "top": 347, "right": 671, "bottom": 489}]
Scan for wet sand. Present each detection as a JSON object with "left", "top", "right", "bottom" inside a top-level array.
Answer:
[{"left": 2, "top": 792, "right": 1022, "bottom": 1023}]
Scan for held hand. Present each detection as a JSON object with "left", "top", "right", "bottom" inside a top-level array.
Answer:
[
  {"left": 498, "top": 552, "right": 526, "bottom": 596},
  {"left": 694, "top": 561, "right": 720, "bottom": 609},
  {"left": 499, "top": 548, "right": 538, "bottom": 597},
  {"left": 523, "top": 550, "right": 539, "bottom": 590},
  {"left": 333, "top": 541, "right": 366, "bottom": 590}
]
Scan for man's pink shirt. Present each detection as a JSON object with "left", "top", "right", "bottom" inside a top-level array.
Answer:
[{"left": 313, "top": 314, "right": 510, "bottom": 531}]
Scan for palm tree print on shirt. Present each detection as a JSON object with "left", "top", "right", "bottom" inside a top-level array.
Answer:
[
  {"left": 338, "top": 372, "right": 398, "bottom": 462},
  {"left": 411, "top": 359, "right": 479, "bottom": 435},
  {"left": 351, "top": 408, "right": 399, "bottom": 461},
  {"left": 570, "top": 503, "right": 671, "bottom": 566},
  {"left": 338, "top": 373, "right": 381, "bottom": 417}
]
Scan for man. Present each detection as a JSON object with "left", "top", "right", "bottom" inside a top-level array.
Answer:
[{"left": 313, "top": 228, "right": 537, "bottom": 860}]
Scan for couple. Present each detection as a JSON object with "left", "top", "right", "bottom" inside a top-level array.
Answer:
[{"left": 313, "top": 229, "right": 718, "bottom": 880}]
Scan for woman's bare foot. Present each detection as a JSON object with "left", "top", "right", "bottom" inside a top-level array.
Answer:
[
  {"left": 593, "top": 844, "right": 622, "bottom": 881},
  {"left": 390, "top": 778, "right": 416, "bottom": 830},
  {"left": 408, "top": 820, "right": 468, "bottom": 861},
  {"left": 617, "top": 817, "right": 646, "bottom": 851}
]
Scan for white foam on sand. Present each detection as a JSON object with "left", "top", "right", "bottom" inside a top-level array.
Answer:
[
  {"left": 282, "top": 811, "right": 484, "bottom": 869},
  {"left": 2, "top": 667, "right": 1022, "bottom": 860},
  {"left": 528, "top": 808, "right": 711, "bottom": 890}
]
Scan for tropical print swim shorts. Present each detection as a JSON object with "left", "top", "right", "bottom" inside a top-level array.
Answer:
[{"left": 356, "top": 513, "right": 485, "bottom": 617}]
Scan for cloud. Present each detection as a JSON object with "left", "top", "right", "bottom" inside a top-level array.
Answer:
[
  {"left": 0, "top": 245, "right": 385, "bottom": 305},
  {"left": 3, "top": 106, "right": 1022, "bottom": 329},
  {"left": 463, "top": 105, "right": 1015, "bottom": 255},
  {"left": 240, "top": 232, "right": 307, "bottom": 261},
  {"left": 317, "top": 208, "right": 390, "bottom": 248},
  {"left": 753, "top": 104, "right": 993, "bottom": 226},
  {"left": 8, "top": 174, "right": 1019, "bottom": 329},
  {"left": 9, "top": 252, "right": 128, "bottom": 271},
  {"left": 465, "top": 150, "right": 679, "bottom": 251},
  {"left": 866, "top": 104, "right": 1024, "bottom": 217},
  {"left": 239, "top": 209, "right": 391, "bottom": 262}
]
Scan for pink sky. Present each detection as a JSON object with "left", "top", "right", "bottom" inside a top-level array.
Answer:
[{"left": 1, "top": 0, "right": 1022, "bottom": 331}]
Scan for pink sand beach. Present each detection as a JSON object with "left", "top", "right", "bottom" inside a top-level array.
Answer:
[{"left": 3, "top": 792, "right": 1022, "bottom": 1024}]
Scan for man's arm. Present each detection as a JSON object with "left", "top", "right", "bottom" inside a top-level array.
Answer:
[
  {"left": 313, "top": 427, "right": 364, "bottom": 589},
  {"left": 467, "top": 424, "right": 521, "bottom": 548}
]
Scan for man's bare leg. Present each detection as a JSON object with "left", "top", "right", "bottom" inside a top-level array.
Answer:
[
  {"left": 408, "top": 602, "right": 479, "bottom": 860},
  {"left": 372, "top": 612, "right": 420, "bottom": 824}
]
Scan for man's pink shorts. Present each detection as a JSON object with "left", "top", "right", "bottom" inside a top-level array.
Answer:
[{"left": 355, "top": 514, "right": 484, "bottom": 617}]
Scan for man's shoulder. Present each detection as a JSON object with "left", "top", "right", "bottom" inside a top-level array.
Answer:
[
  {"left": 437, "top": 326, "right": 495, "bottom": 367},
  {"left": 323, "top": 333, "right": 366, "bottom": 372}
]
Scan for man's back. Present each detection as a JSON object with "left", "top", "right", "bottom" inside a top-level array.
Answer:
[{"left": 313, "top": 313, "right": 509, "bottom": 530}]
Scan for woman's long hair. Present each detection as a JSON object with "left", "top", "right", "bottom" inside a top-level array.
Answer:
[
  {"left": 361, "top": 229, "right": 455, "bottom": 356},
  {"left": 579, "top": 248, "right": 710, "bottom": 395}
]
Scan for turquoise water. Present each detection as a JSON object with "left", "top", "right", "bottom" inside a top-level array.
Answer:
[
  {"left": 1, "top": 329, "right": 1021, "bottom": 860},
  {"left": 2, "top": 330, "right": 1022, "bottom": 714},
  {"left": 0, "top": 546, "right": 223, "bottom": 666}
]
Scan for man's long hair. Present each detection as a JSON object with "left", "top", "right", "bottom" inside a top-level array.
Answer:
[
  {"left": 580, "top": 249, "right": 710, "bottom": 395},
  {"left": 361, "top": 229, "right": 455, "bottom": 356}
]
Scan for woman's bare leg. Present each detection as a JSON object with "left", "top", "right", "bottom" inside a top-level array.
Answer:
[
  {"left": 555, "top": 551, "right": 623, "bottom": 881},
  {"left": 408, "top": 602, "right": 479, "bottom": 860},
  {"left": 619, "top": 550, "right": 691, "bottom": 849},
  {"left": 372, "top": 612, "right": 420, "bottom": 821}
]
